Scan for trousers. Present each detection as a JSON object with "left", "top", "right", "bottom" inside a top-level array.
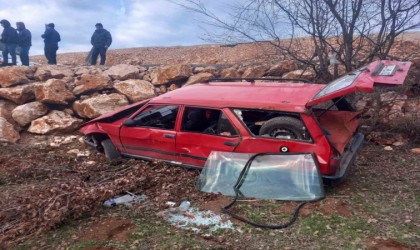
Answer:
[
  {"left": 44, "top": 45, "right": 58, "bottom": 65},
  {"left": 91, "top": 47, "right": 107, "bottom": 65},
  {"left": 2, "top": 43, "right": 17, "bottom": 65}
]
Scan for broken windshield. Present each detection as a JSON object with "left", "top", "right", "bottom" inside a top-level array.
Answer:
[{"left": 198, "top": 152, "right": 325, "bottom": 201}]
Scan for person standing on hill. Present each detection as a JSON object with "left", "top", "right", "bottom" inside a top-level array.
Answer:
[
  {"left": 0, "top": 19, "right": 18, "bottom": 66},
  {"left": 90, "top": 23, "right": 112, "bottom": 65},
  {"left": 41, "top": 23, "right": 61, "bottom": 65},
  {"left": 16, "top": 22, "right": 31, "bottom": 66}
]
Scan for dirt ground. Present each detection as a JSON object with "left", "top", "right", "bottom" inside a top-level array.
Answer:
[{"left": 0, "top": 131, "right": 419, "bottom": 249}]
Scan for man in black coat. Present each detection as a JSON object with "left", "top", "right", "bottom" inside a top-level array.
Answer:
[
  {"left": 16, "top": 22, "right": 32, "bottom": 66},
  {"left": 41, "top": 23, "right": 61, "bottom": 65},
  {"left": 0, "top": 19, "right": 18, "bottom": 65},
  {"left": 90, "top": 23, "right": 112, "bottom": 65}
]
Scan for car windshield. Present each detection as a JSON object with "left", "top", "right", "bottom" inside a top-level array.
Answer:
[{"left": 198, "top": 151, "right": 325, "bottom": 201}]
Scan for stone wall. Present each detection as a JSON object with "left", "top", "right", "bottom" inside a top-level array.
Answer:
[{"left": 0, "top": 61, "right": 418, "bottom": 143}]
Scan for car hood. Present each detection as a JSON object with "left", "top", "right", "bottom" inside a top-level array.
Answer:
[
  {"left": 81, "top": 99, "right": 149, "bottom": 126},
  {"left": 306, "top": 60, "right": 411, "bottom": 107}
]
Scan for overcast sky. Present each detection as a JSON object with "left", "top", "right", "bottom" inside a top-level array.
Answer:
[{"left": 0, "top": 0, "right": 232, "bottom": 56}]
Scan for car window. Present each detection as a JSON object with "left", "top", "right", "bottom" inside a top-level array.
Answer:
[
  {"left": 233, "top": 108, "right": 311, "bottom": 141},
  {"left": 313, "top": 70, "right": 362, "bottom": 98},
  {"left": 181, "top": 107, "right": 238, "bottom": 137},
  {"left": 132, "top": 105, "right": 179, "bottom": 130}
]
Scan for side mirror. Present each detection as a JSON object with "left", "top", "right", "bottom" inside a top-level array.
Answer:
[{"left": 122, "top": 118, "right": 136, "bottom": 127}]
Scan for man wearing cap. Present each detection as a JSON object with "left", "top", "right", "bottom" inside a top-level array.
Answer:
[
  {"left": 0, "top": 19, "right": 18, "bottom": 65},
  {"left": 90, "top": 23, "right": 112, "bottom": 65},
  {"left": 41, "top": 23, "right": 61, "bottom": 64}
]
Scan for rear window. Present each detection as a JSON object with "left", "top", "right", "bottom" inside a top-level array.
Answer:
[{"left": 314, "top": 70, "right": 362, "bottom": 98}]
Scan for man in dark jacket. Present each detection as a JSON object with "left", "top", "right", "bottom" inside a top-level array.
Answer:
[
  {"left": 41, "top": 23, "right": 61, "bottom": 65},
  {"left": 90, "top": 23, "right": 112, "bottom": 65},
  {"left": 16, "top": 22, "right": 31, "bottom": 66},
  {"left": 0, "top": 19, "right": 18, "bottom": 65}
]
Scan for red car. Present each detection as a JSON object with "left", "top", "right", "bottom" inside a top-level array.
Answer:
[{"left": 80, "top": 60, "right": 411, "bottom": 180}]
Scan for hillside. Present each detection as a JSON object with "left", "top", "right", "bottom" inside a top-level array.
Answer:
[{"left": 29, "top": 32, "right": 420, "bottom": 66}]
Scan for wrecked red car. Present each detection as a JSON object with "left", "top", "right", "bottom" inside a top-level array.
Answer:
[{"left": 80, "top": 60, "right": 411, "bottom": 180}]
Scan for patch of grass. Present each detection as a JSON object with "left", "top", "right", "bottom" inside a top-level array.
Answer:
[
  {"left": 348, "top": 196, "right": 379, "bottom": 213},
  {"left": 393, "top": 224, "right": 420, "bottom": 246},
  {"left": 249, "top": 213, "right": 264, "bottom": 222},
  {"left": 414, "top": 192, "right": 420, "bottom": 204},
  {"left": 298, "top": 213, "right": 375, "bottom": 248},
  {"left": 130, "top": 216, "right": 210, "bottom": 249}
]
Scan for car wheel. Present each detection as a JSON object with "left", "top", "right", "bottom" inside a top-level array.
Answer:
[
  {"left": 259, "top": 117, "right": 305, "bottom": 140},
  {"left": 101, "top": 139, "right": 121, "bottom": 161}
]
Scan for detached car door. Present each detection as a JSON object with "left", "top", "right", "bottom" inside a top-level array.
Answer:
[
  {"left": 119, "top": 105, "right": 179, "bottom": 162},
  {"left": 176, "top": 107, "right": 240, "bottom": 167}
]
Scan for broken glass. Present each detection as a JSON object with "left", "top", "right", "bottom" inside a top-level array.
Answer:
[{"left": 198, "top": 152, "right": 325, "bottom": 201}]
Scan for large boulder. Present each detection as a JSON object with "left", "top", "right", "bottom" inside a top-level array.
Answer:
[
  {"left": 184, "top": 72, "right": 213, "bottom": 86},
  {"left": 72, "top": 74, "right": 112, "bottom": 95},
  {"left": 34, "top": 65, "right": 74, "bottom": 80},
  {"left": 0, "top": 66, "right": 34, "bottom": 87},
  {"left": 50, "top": 67, "right": 75, "bottom": 79},
  {"left": 103, "top": 64, "right": 142, "bottom": 81},
  {"left": 113, "top": 79, "right": 156, "bottom": 102},
  {"left": 11, "top": 101, "right": 49, "bottom": 126},
  {"left": 379, "top": 92, "right": 407, "bottom": 124},
  {"left": 72, "top": 93, "right": 129, "bottom": 118},
  {"left": 34, "top": 79, "right": 76, "bottom": 105},
  {"left": 282, "top": 69, "right": 315, "bottom": 81},
  {"left": 0, "top": 117, "right": 20, "bottom": 143},
  {"left": 266, "top": 60, "right": 298, "bottom": 76},
  {"left": 75, "top": 66, "right": 104, "bottom": 76},
  {"left": 241, "top": 65, "right": 268, "bottom": 78},
  {"left": 403, "top": 98, "right": 420, "bottom": 120},
  {"left": 193, "top": 66, "right": 218, "bottom": 75},
  {"left": 0, "top": 83, "right": 35, "bottom": 104},
  {"left": 151, "top": 64, "right": 192, "bottom": 85},
  {"left": 27, "top": 110, "right": 83, "bottom": 134},
  {"left": 34, "top": 68, "right": 52, "bottom": 81},
  {"left": 0, "top": 99, "right": 17, "bottom": 122},
  {"left": 0, "top": 99, "right": 20, "bottom": 130},
  {"left": 220, "top": 67, "right": 241, "bottom": 78}
]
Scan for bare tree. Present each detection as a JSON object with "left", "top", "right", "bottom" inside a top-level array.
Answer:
[{"left": 172, "top": 0, "right": 420, "bottom": 80}]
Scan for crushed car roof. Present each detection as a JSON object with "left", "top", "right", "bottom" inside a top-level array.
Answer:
[{"left": 151, "top": 82, "right": 326, "bottom": 113}]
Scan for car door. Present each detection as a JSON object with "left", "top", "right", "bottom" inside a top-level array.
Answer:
[
  {"left": 176, "top": 107, "right": 241, "bottom": 167},
  {"left": 119, "top": 105, "right": 179, "bottom": 162}
]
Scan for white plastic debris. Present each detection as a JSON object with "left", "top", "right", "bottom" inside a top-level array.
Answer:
[
  {"left": 103, "top": 192, "right": 148, "bottom": 207},
  {"left": 178, "top": 200, "right": 191, "bottom": 212},
  {"left": 165, "top": 201, "right": 176, "bottom": 207}
]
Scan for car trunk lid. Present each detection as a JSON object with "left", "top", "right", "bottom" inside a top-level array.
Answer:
[{"left": 306, "top": 60, "right": 412, "bottom": 108}]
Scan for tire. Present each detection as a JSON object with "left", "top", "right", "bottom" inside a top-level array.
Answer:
[
  {"left": 101, "top": 139, "right": 121, "bottom": 161},
  {"left": 259, "top": 116, "right": 306, "bottom": 140}
]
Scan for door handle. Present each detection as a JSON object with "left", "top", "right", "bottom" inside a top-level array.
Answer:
[
  {"left": 224, "top": 141, "right": 238, "bottom": 146},
  {"left": 164, "top": 134, "right": 175, "bottom": 139}
]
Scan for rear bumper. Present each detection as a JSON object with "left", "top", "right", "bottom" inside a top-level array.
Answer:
[{"left": 324, "top": 132, "right": 364, "bottom": 180}]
